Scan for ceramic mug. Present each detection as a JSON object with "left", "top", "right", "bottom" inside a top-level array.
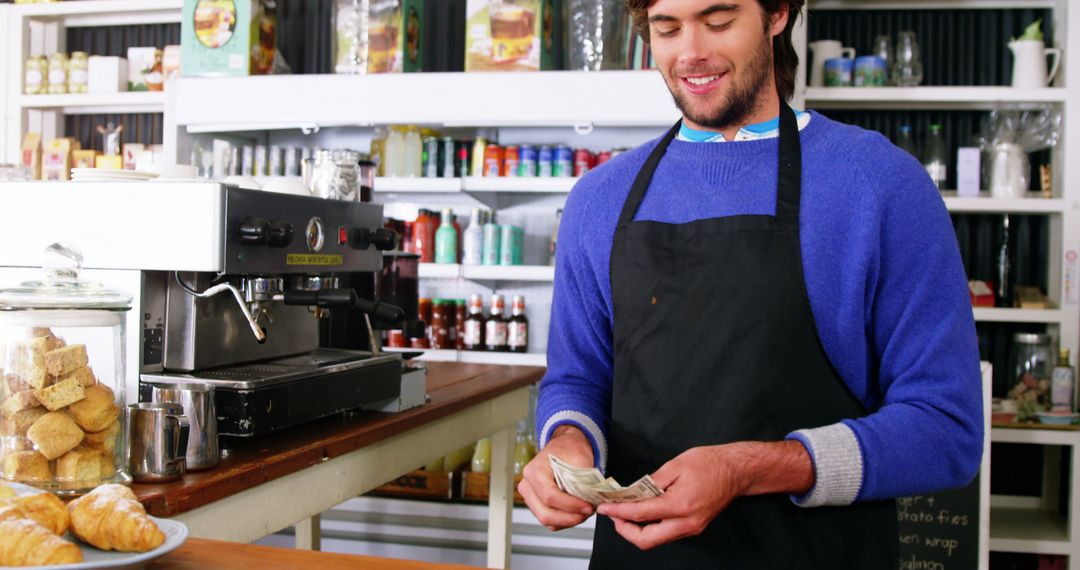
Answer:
[{"left": 824, "top": 57, "right": 854, "bottom": 87}]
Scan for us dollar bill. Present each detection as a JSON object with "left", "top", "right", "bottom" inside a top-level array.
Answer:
[{"left": 549, "top": 455, "right": 662, "bottom": 506}]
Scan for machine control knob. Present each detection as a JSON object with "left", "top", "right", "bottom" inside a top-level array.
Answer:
[
  {"left": 268, "top": 220, "right": 294, "bottom": 248},
  {"left": 237, "top": 218, "right": 271, "bottom": 245},
  {"left": 348, "top": 228, "right": 399, "bottom": 251}
]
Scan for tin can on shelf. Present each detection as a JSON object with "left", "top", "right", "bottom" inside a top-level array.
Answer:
[
  {"left": 441, "top": 137, "right": 456, "bottom": 178},
  {"left": 484, "top": 145, "right": 504, "bottom": 177},
  {"left": 47, "top": 53, "right": 68, "bottom": 95},
  {"left": 499, "top": 225, "right": 524, "bottom": 266},
  {"left": 553, "top": 146, "right": 573, "bottom": 177},
  {"left": 422, "top": 137, "right": 439, "bottom": 178},
  {"left": 538, "top": 146, "right": 553, "bottom": 177},
  {"left": 472, "top": 138, "right": 487, "bottom": 178},
  {"left": 574, "top": 149, "right": 595, "bottom": 177},
  {"left": 457, "top": 141, "right": 471, "bottom": 178},
  {"left": 503, "top": 146, "right": 520, "bottom": 178},
  {"left": 518, "top": 145, "right": 537, "bottom": 177},
  {"left": 67, "top": 52, "right": 89, "bottom": 94},
  {"left": 24, "top": 55, "right": 46, "bottom": 95}
]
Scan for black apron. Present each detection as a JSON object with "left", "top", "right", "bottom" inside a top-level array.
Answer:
[{"left": 592, "top": 103, "right": 897, "bottom": 569}]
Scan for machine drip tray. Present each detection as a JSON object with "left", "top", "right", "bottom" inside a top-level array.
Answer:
[{"left": 140, "top": 349, "right": 404, "bottom": 438}]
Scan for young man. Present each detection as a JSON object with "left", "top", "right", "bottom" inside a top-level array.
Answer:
[{"left": 519, "top": 0, "right": 984, "bottom": 567}]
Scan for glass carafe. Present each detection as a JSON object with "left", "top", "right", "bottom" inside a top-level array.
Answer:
[{"left": 893, "top": 31, "right": 924, "bottom": 87}]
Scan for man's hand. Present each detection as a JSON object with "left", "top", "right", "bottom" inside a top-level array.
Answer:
[
  {"left": 518, "top": 425, "right": 596, "bottom": 531},
  {"left": 596, "top": 440, "right": 813, "bottom": 551}
]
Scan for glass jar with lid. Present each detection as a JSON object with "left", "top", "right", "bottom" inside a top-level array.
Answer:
[
  {"left": 46, "top": 53, "right": 68, "bottom": 95},
  {"left": 24, "top": 55, "right": 47, "bottom": 95},
  {"left": 67, "top": 52, "right": 89, "bottom": 94},
  {"left": 1007, "top": 332, "right": 1054, "bottom": 420},
  {"left": 0, "top": 243, "right": 132, "bottom": 494}
]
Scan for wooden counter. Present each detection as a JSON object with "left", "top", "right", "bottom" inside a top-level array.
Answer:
[
  {"left": 133, "top": 362, "right": 543, "bottom": 569},
  {"left": 149, "top": 537, "right": 478, "bottom": 569}
]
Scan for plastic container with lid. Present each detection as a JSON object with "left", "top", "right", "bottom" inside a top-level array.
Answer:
[{"left": 0, "top": 243, "right": 132, "bottom": 494}]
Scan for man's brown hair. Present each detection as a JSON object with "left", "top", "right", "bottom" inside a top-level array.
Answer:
[{"left": 625, "top": 0, "right": 805, "bottom": 102}]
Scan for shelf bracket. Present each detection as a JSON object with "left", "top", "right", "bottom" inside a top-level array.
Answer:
[
  {"left": 300, "top": 124, "right": 321, "bottom": 136},
  {"left": 573, "top": 122, "right": 595, "bottom": 136}
]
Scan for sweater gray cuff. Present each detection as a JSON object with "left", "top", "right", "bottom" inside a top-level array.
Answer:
[
  {"left": 540, "top": 410, "right": 608, "bottom": 472},
  {"left": 787, "top": 423, "right": 863, "bottom": 508}
]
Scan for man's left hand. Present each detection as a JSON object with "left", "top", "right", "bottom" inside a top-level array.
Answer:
[{"left": 596, "top": 440, "right": 814, "bottom": 551}]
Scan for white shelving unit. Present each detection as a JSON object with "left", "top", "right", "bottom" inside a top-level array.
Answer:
[
  {"left": 805, "top": 86, "right": 1067, "bottom": 110},
  {"left": 18, "top": 91, "right": 166, "bottom": 114},
  {"left": 375, "top": 177, "right": 577, "bottom": 195},
  {"left": 418, "top": 263, "right": 555, "bottom": 283}
]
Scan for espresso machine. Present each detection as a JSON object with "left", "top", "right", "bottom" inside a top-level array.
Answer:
[{"left": 0, "top": 181, "right": 427, "bottom": 439}]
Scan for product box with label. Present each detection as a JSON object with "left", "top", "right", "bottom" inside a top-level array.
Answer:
[
  {"left": 334, "top": 0, "right": 426, "bottom": 74},
  {"left": 465, "top": 0, "right": 561, "bottom": 71},
  {"left": 21, "top": 133, "right": 42, "bottom": 180},
  {"left": 163, "top": 45, "right": 182, "bottom": 81},
  {"left": 127, "top": 47, "right": 164, "bottom": 91},
  {"left": 181, "top": 0, "right": 276, "bottom": 77},
  {"left": 73, "top": 150, "right": 99, "bottom": 170},
  {"left": 87, "top": 56, "right": 128, "bottom": 93},
  {"left": 42, "top": 138, "right": 79, "bottom": 181}
]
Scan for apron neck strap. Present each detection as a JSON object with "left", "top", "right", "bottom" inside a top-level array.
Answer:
[{"left": 616, "top": 100, "right": 803, "bottom": 229}]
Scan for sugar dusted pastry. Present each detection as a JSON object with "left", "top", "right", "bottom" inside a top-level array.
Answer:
[
  {"left": 0, "top": 519, "right": 83, "bottom": 565},
  {"left": 11, "top": 493, "right": 69, "bottom": 535},
  {"left": 68, "top": 484, "right": 165, "bottom": 552}
]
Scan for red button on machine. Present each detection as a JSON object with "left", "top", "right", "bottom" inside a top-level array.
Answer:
[{"left": 338, "top": 227, "right": 347, "bottom": 245}]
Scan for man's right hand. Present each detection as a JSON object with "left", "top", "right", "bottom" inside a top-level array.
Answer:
[{"left": 519, "top": 424, "right": 595, "bottom": 531}]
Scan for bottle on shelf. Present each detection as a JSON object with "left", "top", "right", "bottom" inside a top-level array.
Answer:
[
  {"left": 404, "top": 127, "right": 423, "bottom": 177},
  {"left": 549, "top": 209, "right": 563, "bottom": 266},
  {"left": 471, "top": 138, "right": 487, "bottom": 178},
  {"left": 462, "top": 208, "right": 486, "bottom": 265},
  {"left": 385, "top": 127, "right": 405, "bottom": 177},
  {"left": 894, "top": 125, "right": 918, "bottom": 158},
  {"left": 413, "top": 209, "right": 436, "bottom": 263},
  {"left": 1051, "top": 349, "right": 1075, "bottom": 412},
  {"left": 435, "top": 208, "right": 458, "bottom": 264},
  {"left": 463, "top": 294, "right": 486, "bottom": 351},
  {"left": 455, "top": 299, "right": 467, "bottom": 350},
  {"left": 370, "top": 127, "right": 388, "bottom": 176},
  {"left": 513, "top": 420, "right": 536, "bottom": 476},
  {"left": 996, "top": 215, "right": 1014, "bottom": 307},
  {"left": 482, "top": 214, "right": 502, "bottom": 266},
  {"left": 485, "top": 294, "right": 509, "bottom": 352},
  {"left": 508, "top": 295, "right": 529, "bottom": 353},
  {"left": 923, "top": 124, "right": 947, "bottom": 189},
  {"left": 471, "top": 437, "right": 492, "bottom": 473}
]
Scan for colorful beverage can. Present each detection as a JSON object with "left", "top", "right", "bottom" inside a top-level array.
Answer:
[
  {"left": 484, "top": 145, "right": 503, "bottom": 177},
  {"left": 574, "top": 149, "right": 595, "bottom": 177},
  {"left": 596, "top": 151, "right": 613, "bottom": 166},
  {"left": 503, "top": 146, "right": 520, "bottom": 178},
  {"left": 482, "top": 224, "right": 502, "bottom": 265},
  {"left": 553, "top": 146, "right": 573, "bottom": 177},
  {"left": 518, "top": 145, "right": 537, "bottom": 177},
  {"left": 441, "top": 137, "right": 456, "bottom": 178},
  {"left": 538, "top": 146, "right": 553, "bottom": 177},
  {"left": 499, "top": 225, "right": 524, "bottom": 266}
]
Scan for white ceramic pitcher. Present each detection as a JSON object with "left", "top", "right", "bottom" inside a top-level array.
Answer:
[
  {"left": 810, "top": 40, "right": 855, "bottom": 87},
  {"left": 1009, "top": 39, "right": 1062, "bottom": 88}
]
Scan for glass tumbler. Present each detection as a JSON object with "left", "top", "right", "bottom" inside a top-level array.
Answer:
[{"left": 893, "top": 30, "right": 924, "bottom": 86}]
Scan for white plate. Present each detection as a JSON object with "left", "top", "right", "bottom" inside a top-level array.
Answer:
[{"left": 5, "top": 482, "right": 189, "bottom": 570}]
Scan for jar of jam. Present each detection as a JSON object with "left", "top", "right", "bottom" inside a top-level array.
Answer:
[
  {"left": 67, "top": 52, "right": 88, "bottom": 94},
  {"left": 454, "top": 299, "right": 467, "bottom": 350},
  {"left": 24, "top": 55, "right": 46, "bottom": 95},
  {"left": 47, "top": 53, "right": 68, "bottom": 95}
]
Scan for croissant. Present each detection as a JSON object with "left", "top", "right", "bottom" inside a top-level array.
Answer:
[
  {"left": 0, "top": 519, "right": 83, "bottom": 565},
  {"left": 68, "top": 484, "right": 164, "bottom": 552},
  {"left": 13, "top": 493, "right": 69, "bottom": 535}
]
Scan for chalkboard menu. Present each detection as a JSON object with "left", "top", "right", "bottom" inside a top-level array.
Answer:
[{"left": 897, "top": 474, "right": 984, "bottom": 570}]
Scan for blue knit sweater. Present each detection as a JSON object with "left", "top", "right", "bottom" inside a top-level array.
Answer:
[{"left": 537, "top": 111, "right": 984, "bottom": 506}]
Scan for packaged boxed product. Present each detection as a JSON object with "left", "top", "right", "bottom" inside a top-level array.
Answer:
[
  {"left": 87, "top": 56, "right": 128, "bottom": 94},
  {"left": 181, "top": 0, "right": 276, "bottom": 77},
  {"left": 73, "top": 150, "right": 99, "bottom": 170},
  {"left": 122, "top": 144, "right": 145, "bottom": 171},
  {"left": 95, "top": 155, "right": 123, "bottom": 170},
  {"left": 465, "top": 0, "right": 561, "bottom": 71},
  {"left": 42, "top": 138, "right": 79, "bottom": 181},
  {"left": 163, "top": 45, "right": 182, "bottom": 81},
  {"left": 21, "top": 133, "right": 41, "bottom": 180},
  {"left": 127, "top": 47, "right": 164, "bottom": 91},
  {"left": 335, "top": 0, "right": 425, "bottom": 74}
]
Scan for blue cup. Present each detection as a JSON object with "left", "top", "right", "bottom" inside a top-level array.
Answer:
[
  {"left": 824, "top": 57, "right": 854, "bottom": 87},
  {"left": 854, "top": 56, "right": 887, "bottom": 87}
]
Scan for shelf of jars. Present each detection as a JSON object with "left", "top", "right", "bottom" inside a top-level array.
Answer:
[
  {"left": 804, "top": 87, "right": 1066, "bottom": 110},
  {"left": 417, "top": 263, "right": 556, "bottom": 283},
  {"left": 989, "top": 507, "right": 1071, "bottom": 555},
  {"left": 18, "top": 91, "right": 165, "bottom": 114},
  {"left": 382, "top": 347, "right": 547, "bottom": 367},
  {"left": 991, "top": 426, "right": 1080, "bottom": 446},
  {"left": 11, "top": 0, "right": 182, "bottom": 27},
  {"left": 375, "top": 177, "right": 577, "bottom": 194},
  {"left": 941, "top": 192, "right": 1067, "bottom": 214},
  {"left": 972, "top": 308, "right": 1065, "bottom": 324}
]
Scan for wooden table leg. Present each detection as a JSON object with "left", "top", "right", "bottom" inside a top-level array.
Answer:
[
  {"left": 487, "top": 425, "right": 515, "bottom": 569},
  {"left": 295, "top": 514, "right": 321, "bottom": 551}
]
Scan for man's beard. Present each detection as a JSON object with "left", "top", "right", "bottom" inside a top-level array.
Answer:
[{"left": 667, "top": 35, "right": 774, "bottom": 130}]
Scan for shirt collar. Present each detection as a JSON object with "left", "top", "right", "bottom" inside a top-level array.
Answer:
[{"left": 676, "top": 110, "right": 810, "bottom": 143}]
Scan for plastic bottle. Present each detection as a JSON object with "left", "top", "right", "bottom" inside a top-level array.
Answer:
[
  {"left": 435, "top": 208, "right": 458, "bottom": 264},
  {"left": 404, "top": 127, "right": 423, "bottom": 177},
  {"left": 923, "top": 124, "right": 948, "bottom": 189},
  {"left": 370, "top": 127, "right": 388, "bottom": 176},
  {"left": 385, "top": 127, "right": 405, "bottom": 177},
  {"left": 1052, "top": 348, "right": 1075, "bottom": 412},
  {"left": 462, "top": 208, "right": 485, "bottom": 265},
  {"left": 895, "top": 125, "right": 918, "bottom": 158},
  {"left": 413, "top": 209, "right": 436, "bottom": 263}
]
